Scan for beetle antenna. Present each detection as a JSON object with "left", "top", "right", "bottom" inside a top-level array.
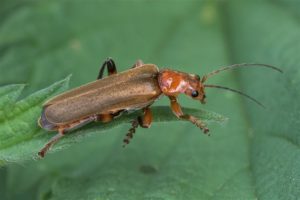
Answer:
[
  {"left": 204, "top": 84, "right": 265, "bottom": 108},
  {"left": 201, "top": 63, "right": 282, "bottom": 83}
]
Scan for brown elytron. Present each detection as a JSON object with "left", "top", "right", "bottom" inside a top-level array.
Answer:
[
  {"left": 38, "top": 58, "right": 282, "bottom": 157},
  {"left": 43, "top": 65, "right": 161, "bottom": 125}
]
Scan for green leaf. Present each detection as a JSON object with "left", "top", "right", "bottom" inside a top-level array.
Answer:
[
  {"left": 0, "top": 78, "right": 226, "bottom": 164},
  {"left": 225, "top": 1, "right": 300, "bottom": 199},
  {"left": 0, "top": 76, "right": 71, "bottom": 163}
]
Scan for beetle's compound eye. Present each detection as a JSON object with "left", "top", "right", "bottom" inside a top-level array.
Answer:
[
  {"left": 195, "top": 75, "right": 200, "bottom": 80},
  {"left": 191, "top": 90, "right": 199, "bottom": 97}
]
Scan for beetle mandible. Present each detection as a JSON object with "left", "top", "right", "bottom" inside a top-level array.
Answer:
[{"left": 38, "top": 58, "right": 282, "bottom": 157}]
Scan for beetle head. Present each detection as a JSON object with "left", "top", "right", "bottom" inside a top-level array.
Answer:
[
  {"left": 158, "top": 69, "right": 206, "bottom": 104},
  {"left": 158, "top": 63, "right": 282, "bottom": 107}
]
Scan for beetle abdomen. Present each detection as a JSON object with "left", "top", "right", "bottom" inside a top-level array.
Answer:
[{"left": 43, "top": 65, "right": 162, "bottom": 125}]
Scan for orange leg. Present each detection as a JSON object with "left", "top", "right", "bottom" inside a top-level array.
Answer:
[
  {"left": 169, "top": 96, "right": 209, "bottom": 134},
  {"left": 123, "top": 107, "right": 152, "bottom": 146},
  {"left": 39, "top": 113, "right": 116, "bottom": 157},
  {"left": 38, "top": 116, "right": 96, "bottom": 157},
  {"left": 96, "top": 113, "right": 114, "bottom": 123},
  {"left": 95, "top": 110, "right": 125, "bottom": 123},
  {"left": 138, "top": 107, "right": 152, "bottom": 128}
]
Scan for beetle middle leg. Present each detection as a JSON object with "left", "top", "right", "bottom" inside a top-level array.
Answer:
[
  {"left": 137, "top": 107, "right": 152, "bottom": 128},
  {"left": 97, "top": 58, "right": 117, "bottom": 79},
  {"left": 96, "top": 113, "right": 114, "bottom": 123},
  {"left": 123, "top": 107, "right": 152, "bottom": 146},
  {"left": 168, "top": 96, "right": 209, "bottom": 134},
  {"left": 95, "top": 110, "right": 125, "bottom": 123}
]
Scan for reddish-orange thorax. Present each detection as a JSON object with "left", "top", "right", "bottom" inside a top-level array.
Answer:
[
  {"left": 158, "top": 70, "right": 188, "bottom": 95},
  {"left": 158, "top": 69, "right": 206, "bottom": 103}
]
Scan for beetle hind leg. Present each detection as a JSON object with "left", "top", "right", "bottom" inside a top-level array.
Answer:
[
  {"left": 38, "top": 129, "right": 65, "bottom": 158},
  {"left": 38, "top": 117, "right": 96, "bottom": 158}
]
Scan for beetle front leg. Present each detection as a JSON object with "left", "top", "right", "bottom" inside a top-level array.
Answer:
[
  {"left": 97, "top": 58, "right": 117, "bottom": 79},
  {"left": 168, "top": 96, "right": 209, "bottom": 134},
  {"left": 38, "top": 129, "right": 65, "bottom": 158}
]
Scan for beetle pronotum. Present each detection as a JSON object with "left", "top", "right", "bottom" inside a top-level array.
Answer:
[{"left": 38, "top": 58, "right": 282, "bottom": 157}]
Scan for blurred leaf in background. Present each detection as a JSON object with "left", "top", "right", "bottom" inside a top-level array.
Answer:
[{"left": 0, "top": 0, "right": 299, "bottom": 200}]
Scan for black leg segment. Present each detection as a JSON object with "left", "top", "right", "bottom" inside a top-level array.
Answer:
[{"left": 97, "top": 58, "right": 117, "bottom": 79}]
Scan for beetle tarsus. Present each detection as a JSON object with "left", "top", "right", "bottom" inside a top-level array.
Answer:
[
  {"left": 122, "top": 107, "right": 153, "bottom": 147},
  {"left": 123, "top": 119, "right": 139, "bottom": 147},
  {"left": 179, "top": 114, "right": 209, "bottom": 134}
]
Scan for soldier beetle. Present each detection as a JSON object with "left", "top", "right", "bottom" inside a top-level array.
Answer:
[{"left": 38, "top": 58, "right": 282, "bottom": 157}]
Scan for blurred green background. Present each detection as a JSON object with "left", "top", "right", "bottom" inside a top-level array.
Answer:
[{"left": 0, "top": 0, "right": 300, "bottom": 199}]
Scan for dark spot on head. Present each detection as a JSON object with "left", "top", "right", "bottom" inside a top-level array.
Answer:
[
  {"left": 195, "top": 74, "right": 200, "bottom": 80},
  {"left": 139, "top": 165, "right": 158, "bottom": 174}
]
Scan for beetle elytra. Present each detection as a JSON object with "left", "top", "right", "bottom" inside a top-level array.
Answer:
[{"left": 38, "top": 58, "right": 282, "bottom": 157}]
